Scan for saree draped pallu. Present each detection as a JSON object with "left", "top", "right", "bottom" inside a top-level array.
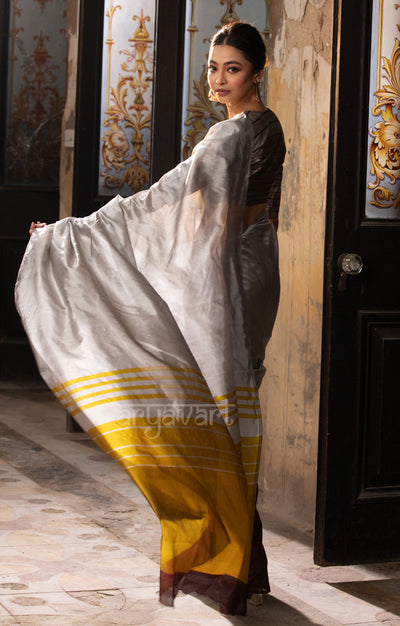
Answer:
[{"left": 15, "top": 113, "right": 280, "bottom": 615}]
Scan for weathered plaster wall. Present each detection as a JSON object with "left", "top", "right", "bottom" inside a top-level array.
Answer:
[
  {"left": 258, "top": 0, "right": 333, "bottom": 527},
  {"left": 59, "top": 0, "right": 79, "bottom": 219}
]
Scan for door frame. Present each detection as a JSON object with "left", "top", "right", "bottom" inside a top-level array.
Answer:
[{"left": 72, "top": 0, "right": 186, "bottom": 219}]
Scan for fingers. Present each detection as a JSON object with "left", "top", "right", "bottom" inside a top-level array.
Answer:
[{"left": 29, "top": 221, "right": 47, "bottom": 236}]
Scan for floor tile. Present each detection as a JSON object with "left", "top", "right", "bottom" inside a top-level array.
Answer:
[{"left": 1, "top": 388, "right": 400, "bottom": 626}]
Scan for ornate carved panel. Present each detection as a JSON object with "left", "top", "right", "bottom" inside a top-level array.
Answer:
[{"left": 358, "top": 311, "right": 400, "bottom": 499}]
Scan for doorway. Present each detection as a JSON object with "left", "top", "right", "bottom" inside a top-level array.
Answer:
[{"left": 315, "top": 0, "right": 400, "bottom": 564}]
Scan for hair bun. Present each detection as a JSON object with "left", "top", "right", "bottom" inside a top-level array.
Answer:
[{"left": 210, "top": 21, "right": 266, "bottom": 72}]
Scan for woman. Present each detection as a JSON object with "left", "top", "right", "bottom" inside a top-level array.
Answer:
[{"left": 18, "top": 22, "right": 285, "bottom": 616}]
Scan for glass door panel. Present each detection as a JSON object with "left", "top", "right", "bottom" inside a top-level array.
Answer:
[
  {"left": 4, "top": 0, "right": 67, "bottom": 187},
  {"left": 364, "top": 0, "right": 400, "bottom": 221},
  {"left": 98, "top": 0, "right": 156, "bottom": 197}
]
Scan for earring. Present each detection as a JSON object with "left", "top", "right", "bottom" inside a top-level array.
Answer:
[
  {"left": 254, "top": 80, "right": 261, "bottom": 103},
  {"left": 208, "top": 88, "right": 219, "bottom": 102}
]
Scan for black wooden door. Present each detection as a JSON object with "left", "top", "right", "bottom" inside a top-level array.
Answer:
[
  {"left": 0, "top": 3, "right": 63, "bottom": 380},
  {"left": 315, "top": 0, "right": 400, "bottom": 564}
]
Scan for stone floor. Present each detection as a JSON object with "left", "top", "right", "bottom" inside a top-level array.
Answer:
[{"left": 0, "top": 383, "right": 399, "bottom": 626}]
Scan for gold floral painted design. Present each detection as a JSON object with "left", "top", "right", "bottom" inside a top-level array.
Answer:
[
  {"left": 219, "top": 0, "right": 243, "bottom": 25},
  {"left": 6, "top": 29, "right": 65, "bottom": 184},
  {"left": 100, "top": 7, "right": 153, "bottom": 193},
  {"left": 368, "top": 32, "right": 400, "bottom": 210},
  {"left": 182, "top": 66, "right": 225, "bottom": 160},
  {"left": 34, "top": 0, "right": 52, "bottom": 13}
]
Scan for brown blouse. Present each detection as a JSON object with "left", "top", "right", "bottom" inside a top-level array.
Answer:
[{"left": 245, "top": 109, "right": 286, "bottom": 220}]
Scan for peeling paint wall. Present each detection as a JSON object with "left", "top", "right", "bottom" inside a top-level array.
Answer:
[
  {"left": 258, "top": 0, "right": 333, "bottom": 527},
  {"left": 59, "top": 0, "right": 79, "bottom": 219}
]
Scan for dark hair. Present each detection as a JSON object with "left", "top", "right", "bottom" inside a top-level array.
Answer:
[{"left": 210, "top": 21, "right": 266, "bottom": 72}]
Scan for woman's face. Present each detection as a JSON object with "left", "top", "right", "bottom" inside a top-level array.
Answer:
[{"left": 207, "top": 44, "right": 260, "bottom": 116}]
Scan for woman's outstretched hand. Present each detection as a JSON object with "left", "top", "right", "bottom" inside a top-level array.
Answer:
[{"left": 29, "top": 221, "right": 47, "bottom": 236}]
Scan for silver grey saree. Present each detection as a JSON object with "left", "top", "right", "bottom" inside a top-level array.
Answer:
[{"left": 15, "top": 112, "right": 280, "bottom": 615}]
